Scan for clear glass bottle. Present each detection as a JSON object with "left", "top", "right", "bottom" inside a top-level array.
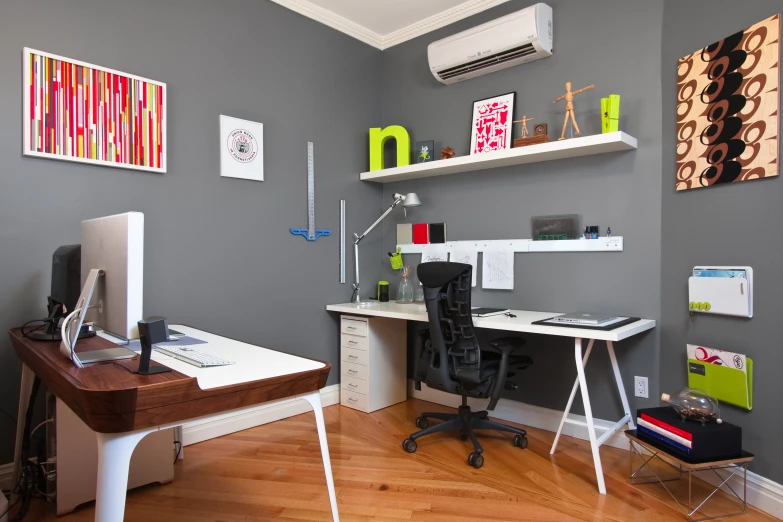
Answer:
[
  {"left": 661, "top": 387, "right": 722, "bottom": 425},
  {"left": 414, "top": 282, "right": 425, "bottom": 303},
  {"left": 397, "top": 266, "right": 414, "bottom": 304}
]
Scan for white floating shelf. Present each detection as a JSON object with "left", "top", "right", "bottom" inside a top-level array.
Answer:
[
  {"left": 398, "top": 237, "right": 623, "bottom": 254},
  {"left": 360, "top": 131, "right": 637, "bottom": 183}
]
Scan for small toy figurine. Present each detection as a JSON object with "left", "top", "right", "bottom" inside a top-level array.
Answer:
[
  {"left": 513, "top": 115, "right": 535, "bottom": 138},
  {"left": 440, "top": 146, "right": 455, "bottom": 160},
  {"left": 553, "top": 82, "right": 595, "bottom": 140},
  {"left": 418, "top": 145, "right": 430, "bottom": 162}
]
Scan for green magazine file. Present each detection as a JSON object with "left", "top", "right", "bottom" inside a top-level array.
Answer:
[{"left": 687, "top": 358, "right": 753, "bottom": 410}]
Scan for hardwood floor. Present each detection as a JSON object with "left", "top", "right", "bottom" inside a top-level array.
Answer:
[{"left": 28, "top": 399, "right": 775, "bottom": 521}]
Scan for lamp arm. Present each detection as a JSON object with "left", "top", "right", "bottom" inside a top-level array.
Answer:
[
  {"left": 353, "top": 196, "right": 403, "bottom": 245},
  {"left": 351, "top": 195, "right": 404, "bottom": 303}
]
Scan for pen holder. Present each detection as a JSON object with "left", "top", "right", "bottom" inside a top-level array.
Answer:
[{"left": 389, "top": 249, "right": 404, "bottom": 270}]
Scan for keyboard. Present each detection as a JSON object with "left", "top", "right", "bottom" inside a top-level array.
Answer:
[{"left": 155, "top": 345, "right": 234, "bottom": 368}]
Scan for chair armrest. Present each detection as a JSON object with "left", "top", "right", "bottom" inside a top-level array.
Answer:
[
  {"left": 486, "top": 337, "right": 528, "bottom": 410},
  {"left": 488, "top": 336, "right": 526, "bottom": 352}
]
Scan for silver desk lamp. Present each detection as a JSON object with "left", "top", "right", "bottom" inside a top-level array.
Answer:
[{"left": 352, "top": 192, "right": 421, "bottom": 304}]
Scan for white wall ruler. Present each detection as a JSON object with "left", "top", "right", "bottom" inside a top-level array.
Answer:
[{"left": 289, "top": 142, "right": 331, "bottom": 241}]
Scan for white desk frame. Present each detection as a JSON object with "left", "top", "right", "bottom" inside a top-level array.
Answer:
[
  {"left": 13, "top": 326, "right": 340, "bottom": 522},
  {"left": 326, "top": 302, "right": 656, "bottom": 495}
]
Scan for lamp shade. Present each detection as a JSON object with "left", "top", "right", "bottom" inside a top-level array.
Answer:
[{"left": 403, "top": 193, "right": 421, "bottom": 207}]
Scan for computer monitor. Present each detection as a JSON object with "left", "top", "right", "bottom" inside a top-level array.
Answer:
[
  {"left": 82, "top": 212, "right": 145, "bottom": 340},
  {"left": 59, "top": 212, "right": 144, "bottom": 366}
]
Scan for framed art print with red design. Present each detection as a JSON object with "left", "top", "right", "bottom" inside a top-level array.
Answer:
[
  {"left": 676, "top": 15, "right": 779, "bottom": 191},
  {"left": 23, "top": 48, "right": 166, "bottom": 173},
  {"left": 470, "top": 92, "right": 515, "bottom": 155}
]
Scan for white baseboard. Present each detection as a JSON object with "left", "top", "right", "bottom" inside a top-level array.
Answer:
[
  {"left": 181, "top": 384, "right": 341, "bottom": 446},
  {"left": 409, "top": 380, "right": 631, "bottom": 451},
  {"left": 409, "top": 380, "right": 782, "bottom": 520}
]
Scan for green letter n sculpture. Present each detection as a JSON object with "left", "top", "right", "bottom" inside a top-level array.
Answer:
[{"left": 369, "top": 126, "right": 410, "bottom": 171}]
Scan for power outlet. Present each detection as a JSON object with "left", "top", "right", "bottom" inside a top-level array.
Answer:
[{"left": 634, "top": 376, "right": 649, "bottom": 398}]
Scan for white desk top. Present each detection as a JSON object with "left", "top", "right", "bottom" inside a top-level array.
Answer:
[
  {"left": 150, "top": 325, "right": 326, "bottom": 390},
  {"left": 326, "top": 302, "right": 655, "bottom": 342}
]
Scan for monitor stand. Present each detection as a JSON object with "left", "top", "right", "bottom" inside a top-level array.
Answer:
[
  {"left": 60, "top": 269, "right": 137, "bottom": 367},
  {"left": 26, "top": 297, "right": 97, "bottom": 341}
]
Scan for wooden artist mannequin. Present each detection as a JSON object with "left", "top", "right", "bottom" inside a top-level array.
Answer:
[
  {"left": 513, "top": 115, "right": 534, "bottom": 138},
  {"left": 553, "top": 82, "right": 595, "bottom": 140}
]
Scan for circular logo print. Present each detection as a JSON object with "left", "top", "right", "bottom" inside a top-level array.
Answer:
[
  {"left": 733, "top": 355, "right": 743, "bottom": 369},
  {"left": 227, "top": 129, "right": 258, "bottom": 163}
]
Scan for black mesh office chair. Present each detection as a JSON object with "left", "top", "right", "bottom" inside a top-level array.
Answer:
[{"left": 402, "top": 262, "right": 533, "bottom": 468}]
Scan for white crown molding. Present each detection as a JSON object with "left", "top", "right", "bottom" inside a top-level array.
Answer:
[
  {"left": 267, "top": 0, "right": 384, "bottom": 48},
  {"left": 268, "top": 0, "right": 511, "bottom": 50},
  {"left": 380, "top": 0, "right": 511, "bottom": 50}
]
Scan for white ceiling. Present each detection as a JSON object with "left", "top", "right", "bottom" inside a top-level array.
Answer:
[{"left": 268, "top": 0, "right": 510, "bottom": 49}]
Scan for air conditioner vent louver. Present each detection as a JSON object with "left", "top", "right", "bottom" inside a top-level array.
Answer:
[{"left": 437, "top": 44, "right": 537, "bottom": 81}]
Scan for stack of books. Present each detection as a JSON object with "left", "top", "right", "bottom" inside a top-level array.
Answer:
[{"left": 636, "top": 407, "right": 742, "bottom": 462}]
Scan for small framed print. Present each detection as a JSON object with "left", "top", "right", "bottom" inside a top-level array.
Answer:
[
  {"left": 415, "top": 140, "right": 434, "bottom": 163},
  {"left": 470, "top": 92, "right": 515, "bottom": 155},
  {"left": 220, "top": 115, "right": 263, "bottom": 181}
]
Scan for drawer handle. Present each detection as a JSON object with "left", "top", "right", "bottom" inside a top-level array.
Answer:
[
  {"left": 348, "top": 383, "right": 357, "bottom": 388},
  {"left": 348, "top": 369, "right": 357, "bottom": 374},
  {"left": 348, "top": 397, "right": 357, "bottom": 402},
  {"left": 348, "top": 340, "right": 358, "bottom": 344},
  {"left": 348, "top": 355, "right": 357, "bottom": 359},
  {"left": 346, "top": 326, "right": 357, "bottom": 330}
]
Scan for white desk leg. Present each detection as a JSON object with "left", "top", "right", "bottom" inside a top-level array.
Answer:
[
  {"left": 11, "top": 364, "right": 35, "bottom": 496},
  {"left": 551, "top": 338, "right": 594, "bottom": 454},
  {"left": 302, "top": 392, "right": 339, "bottom": 522},
  {"left": 94, "top": 429, "right": 153, "bottom": 522},
  {"left": 607, "top": 341, "right": 635, "bottom": 430},
  {"left": 573, "top": 337, "right": 606, "bottom": 495}
]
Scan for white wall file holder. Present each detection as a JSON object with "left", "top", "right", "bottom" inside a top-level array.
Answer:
[{"left": 688, "top": 266, "right": 753, "bottom": 318}]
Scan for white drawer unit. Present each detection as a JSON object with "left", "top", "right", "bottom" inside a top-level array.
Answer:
[{"left": 339, "top": 315, "right": 406, "bottom": 413}]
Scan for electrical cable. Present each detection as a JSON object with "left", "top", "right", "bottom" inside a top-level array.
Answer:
[
  {"left": 29, "top": 419, "right": 53, "bottom": 439},
  {"left": 173, "top": 440, "right": 183, "bottom": 465},
  {"left": 60, "top": 308, "right": 84, "bottom": 368},
  {"left": 20, "top": 319, "right": 48, "bottom": 340}
]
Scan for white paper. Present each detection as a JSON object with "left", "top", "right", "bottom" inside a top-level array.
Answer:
[
  {"left": 687, "top": 344, "right": 747, "bottom": 375},
  {"left": 451, "top": 249, "right": 478, "bottom": 287},
  {"left": 482, "top": 249, "right": 514, "bottom": 290},
  {"left": 220, "top": 115, "right": 264, "bottom": 181},
  {"left": 421, "top": 244, "right": 449, "bottom": 263}
]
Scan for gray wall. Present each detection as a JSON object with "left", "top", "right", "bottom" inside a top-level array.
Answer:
[
  {"left": 661, "top": 0, "right": 783, "bottom": 482},
  {"left": 379, "top": 0, "right": 663, "bottom": 420},
  {"left": 0, "top": 0, "right": 383, "bottom": 463}
]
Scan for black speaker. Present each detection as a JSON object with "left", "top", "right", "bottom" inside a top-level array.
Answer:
[{"left": 51, "top": 245, "right": 81, "bottom": 314}]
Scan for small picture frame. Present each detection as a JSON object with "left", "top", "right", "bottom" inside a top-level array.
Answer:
[
  {"left": 220, "top": 115, "right": 264, "bottom": 181},
  {"left": 414, "top": 140, "right": 435, "bottom": 163},
  {"left": 470, "top": 92, "right": 516, "bottom": 155}
]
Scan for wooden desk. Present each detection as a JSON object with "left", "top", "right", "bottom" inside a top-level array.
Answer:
[
  {"left": 327, "top": 302, "right": 656, "bottom": 495},
  {"left": 10, "top": 326, "right": 339, "bottom": 522}
]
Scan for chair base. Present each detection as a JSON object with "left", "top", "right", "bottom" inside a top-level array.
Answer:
[{"left": 403, "top": 404, "right": 528, "bottom": 468}]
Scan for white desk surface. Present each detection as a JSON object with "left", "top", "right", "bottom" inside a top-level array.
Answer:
[
  {"left": 326, "top": 302, "right": 655, "bottom": 342},
  {"left": 149, "top": 325, "right": 326, "bottom": 390}
]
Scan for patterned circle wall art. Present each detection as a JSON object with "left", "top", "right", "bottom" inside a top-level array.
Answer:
[{"left": 676, "top": 15, "right": 779, "bottom": 191}]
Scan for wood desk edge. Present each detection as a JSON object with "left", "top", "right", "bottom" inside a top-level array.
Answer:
[{"left": 9, "top": 327, "right": 331, "bottom": 433}]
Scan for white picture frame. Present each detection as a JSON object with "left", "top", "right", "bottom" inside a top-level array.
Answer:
[
  {"left": 469, "top": 91, "right": 516, "bottom": 155},
  {"left": 23, "top": 47, "right": 167, "bottom": 173},
  {"left": 220, "top": 115, "right": 264, "bottom": 181}
]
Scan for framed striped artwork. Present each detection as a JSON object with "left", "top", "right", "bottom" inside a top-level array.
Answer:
[{"left": 23, "top": 48, "right": 166, "bottom": 173}]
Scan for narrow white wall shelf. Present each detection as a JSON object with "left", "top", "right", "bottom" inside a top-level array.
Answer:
[
  {"left": 398, "top": 237, "right": 623, "bottom": 254},
  {"left": 360, "top": 131, "right": 637, "bottom": 183}
]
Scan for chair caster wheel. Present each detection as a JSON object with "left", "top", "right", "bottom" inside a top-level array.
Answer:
[
  {"left": 513, "top": 435, "right": 528, "bottom": 449},
  {"left": 415, "top": 416, "right": 429, "bottom": 429},
  {"left": 467, "top": 452, "right": 484, "bottom": 468},
  {"left": 402, "top": 438, "right": 417, "bottom": 453}
]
